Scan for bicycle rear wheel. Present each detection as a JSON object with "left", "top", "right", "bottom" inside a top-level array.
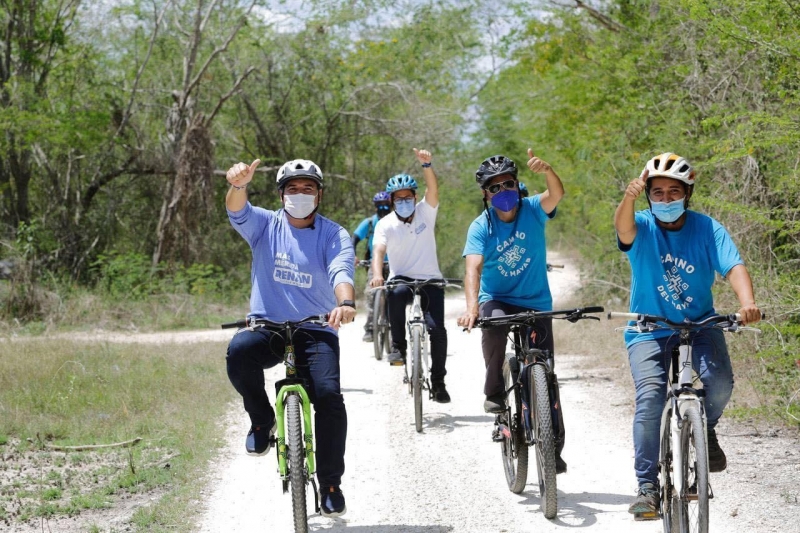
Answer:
[
  {"left": 501, "top": 355, "right": 528, "bottom": 493},
  {"left": 676, "top": 405, "right": 709, "bottom": 533},
  {"left": 372, "top": 290, "right": 386, "bottom": 360},
  {"left": 660, "top": 406, "right": 677, "bottom": 532},
  {"left": 412, "top": 327, "right": 423, "bottom": 433},
  {"left": 286, "top": 394, "right": 309, "bottom": 533},
  {"left": 531, "top": 364, "right": 557, "bottom": 519}
]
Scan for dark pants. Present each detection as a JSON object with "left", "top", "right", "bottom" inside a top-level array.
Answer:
[
  {"left": 480, "top": 300, "right": 564, "bottom": 454},
  {"left": 387, "top": 276, "right": 448, "bottom": 383},
  {"left": 226, "top": 327, "right": 347, "bottom": 487}
]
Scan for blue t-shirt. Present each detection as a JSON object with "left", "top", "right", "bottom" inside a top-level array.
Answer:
[
  {"left": 462, "top": 195, "right": 555, "bottom": 310},
  {"left": 619, "top": 210, "right": 743, "bottom": 346},
  {"left": 353, "top": 214, "right": 378, "bottom": 256},
  {"left": 228, "top": 203, "right": 355, "bottom": 330}
]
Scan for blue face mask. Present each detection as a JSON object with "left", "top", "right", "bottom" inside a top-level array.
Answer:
[
  {"left": 651, "top": 198, "right": 686, "bottom": 223},
  {"left": 394, "top": 198, "right": 415, "bottom": 218},
  {"left": 490, "top": 190, "right": 519, "bottom": 212}
]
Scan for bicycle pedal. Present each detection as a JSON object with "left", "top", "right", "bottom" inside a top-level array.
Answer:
[{"left": 634, "top": 511, "right": 660, "bottom": 521}]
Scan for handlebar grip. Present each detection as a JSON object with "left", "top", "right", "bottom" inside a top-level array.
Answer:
[
  {"left": 221, "top": 320, "right": 247, "bottom": 329},
  {"left": 548, "top": 263, "right": 564, "bottom": 269},
  {"left": 580, "top": 306, "right": 605, "bottom": 314},
  {"left": 608, "top": 311, "right": 639, "bottom": 320}
]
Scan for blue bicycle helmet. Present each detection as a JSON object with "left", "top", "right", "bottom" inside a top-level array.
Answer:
[
  {"left": 373, "top": 191, "right": 391, "bottom": 203},
  {"left": 518, "top": 182, "right": 529, "bottom": 197},
  {"left": 386, "top": 174, "right": 418, "bottom": 193}
]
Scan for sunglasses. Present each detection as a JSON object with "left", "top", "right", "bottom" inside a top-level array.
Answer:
[{"left": 485, "top": 179, "right": 517, "bottom": 195}]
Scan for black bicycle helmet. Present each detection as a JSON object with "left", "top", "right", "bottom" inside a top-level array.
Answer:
[{"left": 475, "top": 155, "right": 518, "bottom": 188}]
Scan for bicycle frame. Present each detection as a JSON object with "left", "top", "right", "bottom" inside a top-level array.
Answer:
[
  {"left": 275, "top": 384, "right": 316, "bottom": 480},
  {"left": 406, "top": 289, "right": 430, "bottom": 390}
]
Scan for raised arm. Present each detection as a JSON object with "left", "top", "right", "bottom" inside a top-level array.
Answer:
[
  {"left": 457, "top": 254, "right": 484, "bottom": 331},
  {"left": 225, "top": 159, "right": 261, "bottom": 211},
  {"left": 414, "top": 148, "right": 438, "bottom": 208},
  {"left": 726, "top": 264, "right": 762, "bottom": 325},
  {"left": 615, "top": 169, "right": 647, "bottom": 246},
  {"left": 527, "top": 148, "right": 564, "bottom": 214}
]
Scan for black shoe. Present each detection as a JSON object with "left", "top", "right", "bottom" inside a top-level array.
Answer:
[
  {"left": 483, "top": 393, "right": 506, "bottom": 413},
  {"left": 707, "top": 428, "right": 727, "bottom": 472},
  {"left": 362, "top": 331, "right": 373, "bottom": 342},
  {"left": 556, "top": 453, "right": 568, "bottom": 475},
  {"left": 245, "top": 420, "right": 276, "bottom": 456},
  {"left": 628, "top": 483, "right": 660, "bottom": 516},
  {"left": 387, "top": 348, "right": 405, "bottom": 366},
  {"left": 431, "top": 382, "right": 451, "bottom": 403},
  {"left": 320, "top": 485, "right": 347, "bottom": 517}
]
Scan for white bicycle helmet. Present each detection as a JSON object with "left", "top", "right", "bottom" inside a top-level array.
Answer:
[
  {"left": 644, "top": 153, "right": 695, "bottom": 186},
  {"left": 276, "top": 159, "right": 324, "bottom": 189}
]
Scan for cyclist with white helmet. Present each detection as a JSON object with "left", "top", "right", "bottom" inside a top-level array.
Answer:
[
  {"left": 224, "top": 158, "right": 356, "bottom": 517},
  {"left": 457, "top": 149, "right": 569, "bottom": 473},
  {"left": 352, "top": 191, "right": 392, "bottom": 342},
  {"left": 370, "top": 148, "right": 452, "bottom": 403},
  {"left": 615, "top": 152, "right": 761, "bottom": 519}
]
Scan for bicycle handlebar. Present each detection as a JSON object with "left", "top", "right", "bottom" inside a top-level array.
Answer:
[
  {"left": 474, "top": 306, "right": 605, "bottom": 328},
  {"left": 221, "top": 314, "right": 329, "bottom": 330},
  {"left": 606, "top": 311, "right": 765, "bottom": 332},
  {"left": 546, "top": 263, "right": 564, "bottom": 271},
  {"left": 383, "top": 278, "right": 463, "bottom": 290},
  {"left": 357, "top": 260, "right": 389, "bottom": 268}
]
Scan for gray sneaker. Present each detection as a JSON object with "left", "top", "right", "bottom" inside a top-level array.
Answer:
[
  {"left": 707, "top": 428, "right": 727, "bottom": 472},
  {"left": 628, "top": 483, "right": 660, "bottom": 517},
  {"left": 387, "top": 347, "right": 405, "bottom": 366},
  {"left": 362, "top": 331, "right": 373, "bottom": 342},
  {"left": 483, "top": 393, "right": 506, "bottom": 413}
]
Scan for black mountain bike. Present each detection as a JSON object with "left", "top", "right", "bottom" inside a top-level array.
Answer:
[
  {"left": 475, "top": 306, "right": 604, "bottom": 518},
  {"left": 359, "top": 259, "right": 391, "bottom": 360}
]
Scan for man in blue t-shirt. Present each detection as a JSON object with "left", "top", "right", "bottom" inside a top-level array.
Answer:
[
  {"left": 352, "top": 191, "right": 391, "bottom": 342},
  {"left": 224, "top": 157, "right": 356, "bottom": 518},
  {"left": 615, "top": 152, "right": 761, "bottom": 519},
  {"left": 457, "top": 148, "right": 568, "bottom": 473}
]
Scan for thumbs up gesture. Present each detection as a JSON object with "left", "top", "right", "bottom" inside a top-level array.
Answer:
[
  {"left": 526, "top": 148, "right": 552, "bottom": 173},
  {"left": 226, "top": 159, "right": 261, "bottom": 189}
]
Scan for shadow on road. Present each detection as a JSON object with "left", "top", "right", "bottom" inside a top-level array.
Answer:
[
  {"left": 341, "top": 388, "right": 374, "bottom": 395},
  {"left": 311, "top": 518, "right": 453, "bottom": 532},
  {"left": 422, "top": 412, "right": 494, "bottom": 434},
  {"left": 514, "top": 489, "right": 631, "bottom": 528}
]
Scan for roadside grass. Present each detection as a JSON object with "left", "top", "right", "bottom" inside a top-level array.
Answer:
[{"left": 0, "top": 337, "right": 236, "bottom": 530}]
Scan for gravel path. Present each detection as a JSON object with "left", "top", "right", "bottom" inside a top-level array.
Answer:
[{"left": 197, "top": 263, "right": 800, "bottom": 532}]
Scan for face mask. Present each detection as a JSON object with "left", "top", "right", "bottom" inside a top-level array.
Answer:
[
  {"left": 651, "top": 198, "right": 686, "bottom": 223},
  {"left": 284, "top": 193, "right": 317, "bottom": 219},
  {"left": 376, "top": 205, "right": 391, "bottom": 219},
  {"left": 490, "top": 190, "right": 519, "bottom": 212},
  {"left": 394, "top": 199, "right": 415, "bottom": 218}
]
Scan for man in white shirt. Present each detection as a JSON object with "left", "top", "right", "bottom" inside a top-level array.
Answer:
[{"left": 370, "top": 148, "right": 450, "bottom": 403}]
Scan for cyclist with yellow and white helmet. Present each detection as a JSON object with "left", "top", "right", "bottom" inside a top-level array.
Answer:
[{"left": 615, "top": 153, "right": 761, "bottom": 519}]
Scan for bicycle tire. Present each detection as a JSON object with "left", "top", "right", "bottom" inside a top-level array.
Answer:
[
  {"left": 531, "top": 364, "right": 557, "bottom": 518},
  {"left": 660, "top": 406, "right": 678, "bottom": 533},
  {"left": 501, "top": 355, "right": 528, "bottom": 493},
  {"left": 286, "top": 394, "right": 309, "bottom": 533},
  {"left": 677, "top": 405, "right": 709, "bottom": 533},
  {"left": 412, "top": 327, "right": 423, "bottom": 433},
  {"left": 372, "top": 290, "right": 385, "bottom": 360}
]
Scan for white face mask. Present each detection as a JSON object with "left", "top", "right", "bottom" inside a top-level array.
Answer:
[{"left": 284, "top": 193, "right": 318, "bottom": 219}]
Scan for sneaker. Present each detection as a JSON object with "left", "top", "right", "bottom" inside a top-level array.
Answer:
[
  {"left": 387, "top": 348, "right": 405, "bottom": 366},
  {"left": 628, "top": 483, "right": 660, "bottom": 516},
  {"left": 245, "top": 420, "right": 276, "bottom": 456},
  {"left": 556, "top": 453, "right": 568, "bottom": 475},
  {"left": 362, "top": 331, "right": 373, "bottom": 342},
  {"left": 483, "top": 393, "right": 506, "bottom": 413},
  {"left": 431, "top": 382, "right": 451, "bottom": 403},
  {"left": 707, "top": 428, "right": 727, "bottom": 472},
  {"left": 320, "top": 485, "right": 347, "bottom": 517}
]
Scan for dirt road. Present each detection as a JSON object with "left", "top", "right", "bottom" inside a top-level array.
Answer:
[{"left": 197, "top": 264, "right": 799, "bottom": 532}]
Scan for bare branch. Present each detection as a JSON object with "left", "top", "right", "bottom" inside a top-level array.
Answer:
[
  {"left": 28, "top": 437, "right": 143, "bottom": 452},
  {"left": 550, "top": 0, "right": 626, "bottom": 33},
  {"left": 204, "top": 66, "right": 256, "bottom": 125}
]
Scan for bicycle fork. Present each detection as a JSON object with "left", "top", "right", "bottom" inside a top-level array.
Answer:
[{"left": 275, "top": 384, "right": 319, "bottom": 511}]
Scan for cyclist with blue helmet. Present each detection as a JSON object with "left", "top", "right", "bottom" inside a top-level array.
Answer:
[
  {"left": 370, "top": 148, "right": 452, "bottom": 403},
  {"left": 352, "top": 191, "right": 392, "bottom": 342},
  {"left": 458, "top": 148, "right": 569, "bottom": 473}
]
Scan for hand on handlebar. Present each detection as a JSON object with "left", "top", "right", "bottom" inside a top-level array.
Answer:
[
  {"left": 457, "top": 310, "right": 479, "bottom": 332},
  {"left": 737, "top": 304, "right": 762, "bottom": 325},
  {"left": 328, "top": 305, "right": 357, "bottom": 330},
  {"left": 370, "top": 275, "right": 385, "bottom": 288}
]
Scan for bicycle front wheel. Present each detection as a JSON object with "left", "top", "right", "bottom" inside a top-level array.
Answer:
[
  {"left": 286, "top": 394, "right": 309, "bottom": 533},
  {"left": 659, "top": 406, "right": 677, "bottom": 533},
  {"left": 531, "top": 364, "right": 557, "bottom": 518},
  {"left": 372, "top": 290, "right": 386, "bottom": 360},
  {"left": 677, "top": 405, "right": 709, "bottom": 533},
  {"left": 412, "top": 327, "right": 423, "bottom": 433},
  {"left": 501, "top": 355, "right": 528, "bottom": 493}
]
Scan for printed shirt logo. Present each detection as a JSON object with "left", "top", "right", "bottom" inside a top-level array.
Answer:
[
  {"left": 273, "top": 252, "right": 313, "bottom": 289},
  {"left": 495, "top": 231, "right": 531, "bottom": 277},
  {"left": 657, "top": 253, "right": 694, "bottom": 311},
  {"left": 415, "top": 222, "right": 427, "bottom": 235}
]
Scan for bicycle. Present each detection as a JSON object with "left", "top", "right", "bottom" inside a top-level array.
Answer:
[
  {"left": 384, "top": 277, "right": 462, "bottom": 433},
  {"left": 358, "top": 259, "right": 391, "bottom": 360},
  {"left": 546, "top": 263, "right": 564, "bottom": 272},
  {"left": 474, "top": 306, "right": 604, "bottom": 518},
  {"left": 608, "top": 311, "right": 762, "bottom": 533},
  {"left": 221, "top": 315, "right": 328, "bottom": 533}
]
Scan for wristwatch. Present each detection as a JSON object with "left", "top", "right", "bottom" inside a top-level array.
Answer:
[{"left": 340, "top": 300, "right": 356, "bottom": 309}]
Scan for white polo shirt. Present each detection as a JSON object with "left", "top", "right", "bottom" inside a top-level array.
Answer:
[{"left": 373, "top": 197, "right": 443, "bottom": 279}]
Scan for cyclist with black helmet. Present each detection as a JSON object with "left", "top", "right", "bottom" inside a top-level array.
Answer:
[
  {"left": 615, "top": 153, "right": 761, "bottom": 518},
  {"left": 224, "top": 158, "right": 356, "bottom": 517},
  {"left": 457, "top": 148, "right": 569, "bottom": 473},
  {"left": 352, "top": 191, "right": 392, "bottom": 342},
  {"left": 370, "top": 148, "right": 452, "bottom": 403}
]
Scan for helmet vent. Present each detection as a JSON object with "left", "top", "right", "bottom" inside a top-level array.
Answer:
[
  {"left": 665, "top": 159, "right": 675, "bottom": 170},
  {"left": 679, "top": 164, "right": 689, "bottom": 173}
]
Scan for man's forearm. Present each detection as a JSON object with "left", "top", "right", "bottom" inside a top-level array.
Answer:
[{"left": 226, "top": 186, "right": 248, "bottom": 212}]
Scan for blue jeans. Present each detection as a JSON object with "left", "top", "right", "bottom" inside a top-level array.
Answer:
[
  {"left": 628, "top": 328, "right": 733, "bottom": 488},
  {"left": 387, "top": 276, "right": 448, "bottom": 383},
  {"left": 226, "top": 327, "right": 347, "bottom": 487}
]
